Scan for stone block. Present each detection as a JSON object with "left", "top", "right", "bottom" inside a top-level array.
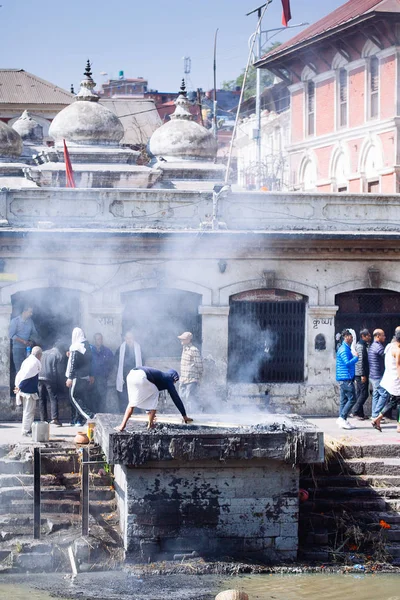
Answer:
[
  {"left": 279, "top": 523, "right": 298, "bottom": 538},
  {"left": 14, "top": 552, "right": 53, "bottom": 571},
  {"left": 274, "top": 536, "right": 298, "bottom": 551}
]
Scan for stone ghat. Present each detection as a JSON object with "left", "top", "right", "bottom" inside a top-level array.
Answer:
[
  {"left": 95, "top": 413, "right": 324, "bottom": 467},
  {"left": 95, "top": 413, "right": 323, "bottom": 563}
]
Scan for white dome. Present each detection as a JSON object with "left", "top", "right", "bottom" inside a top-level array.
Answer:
[
  {"left": 149, "top": 83, "right": 217, "bottom": 161},
  {"left": 49, "top": 63, "right": 124, "bottom": 147},
  {"left": 0, "top": 120, "right": 23, "bottom": 158},
  {"left": 12, "top": 111, "right": 43, "bottom": 143}
]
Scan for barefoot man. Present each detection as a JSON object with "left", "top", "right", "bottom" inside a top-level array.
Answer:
[{"left": 115, "top": 366, "right": 193, "bottom": 431}]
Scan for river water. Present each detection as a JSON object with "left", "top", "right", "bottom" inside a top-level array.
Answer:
[
  {"left": 0, "top": 573, "right": 399, "bottom": 599},
  {"left": 220, "top": 574, "right": 400, "bottom": 599}
]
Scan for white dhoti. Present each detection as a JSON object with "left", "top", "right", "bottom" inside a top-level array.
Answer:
[
  {"left": 127, "top": 370, "right": 159, "bottom": 410},
  {"left": 20, "top": 393, "right": 38, "bottom": 434}
]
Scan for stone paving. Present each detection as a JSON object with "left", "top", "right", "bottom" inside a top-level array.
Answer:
[{"left": 308, "top": 416, "right": 400, "bottom": 447}]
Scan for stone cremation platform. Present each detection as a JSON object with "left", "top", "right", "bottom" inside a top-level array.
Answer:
[{"left": 95, "top": 413, "right": 323, "bottom": 563}]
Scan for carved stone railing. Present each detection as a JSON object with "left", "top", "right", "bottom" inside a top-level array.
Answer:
[{"left": 1, "top": 187, "right": 399, "bottom": 231}]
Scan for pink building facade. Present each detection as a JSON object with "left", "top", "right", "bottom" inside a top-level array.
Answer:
[{"left": 257, "top": 0, "right": 400, "bottom": 193}]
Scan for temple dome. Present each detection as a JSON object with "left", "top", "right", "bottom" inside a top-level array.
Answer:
[
  {"left": 149, "top": 81, "right": 217, "bottom": 161},
  {"left": 0, "top": 120, "right": 23, "bottom": 158},
  {"left": 49, "top": 61, "right": 124, "bottom": 147},
  {"left": 12, "top": 111, "right": 43, "bottom": 143}
]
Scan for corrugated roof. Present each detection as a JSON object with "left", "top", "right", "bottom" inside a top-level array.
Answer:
[
  {"left": 0, "top": 69, "right": 74, "bottom": 105},
  {"left": 259, "top": 0, "right": 400, "bottom": 63},
  {"left": 99, "top": 98, "right": 162, "bottom": 145}
]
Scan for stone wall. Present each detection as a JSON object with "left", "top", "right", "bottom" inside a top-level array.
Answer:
[{"left": 122, "top": 459, "right": 299, "bottom": 562}]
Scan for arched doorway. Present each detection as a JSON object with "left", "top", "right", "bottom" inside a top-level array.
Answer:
[
  {"left": 335, "top": 289, "right": 400, "bottom": 340},
  {"left": 11, "top": 287, "right": 81, "bottom": 349},
  {"left": 228, "top": 289, "right": 306, "bottom": 383},
  {"left": 122, "top": 288, "right": 202, "bottom": 360},
  {"left": 10, "top": 287, "right": 81, "bottom": 393}
]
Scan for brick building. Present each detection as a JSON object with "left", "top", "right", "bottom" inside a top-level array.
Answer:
[{"left": 256, "top": 0, "right": 400, "bottom": 193}]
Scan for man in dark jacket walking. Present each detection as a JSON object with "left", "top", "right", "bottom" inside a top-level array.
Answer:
[
  {"left": 38, "top": 342, "right": 67, "bottom": 426},
  {"left": 352, "top": 329, "right": 371, "bottom": 420},
  {"left": 368, "top": 329, "right": 390, "bottom": 418},
  {"left": 66, "top": 328, "right": 94, "bottom": 426},
  {"left": 336, "top": 329, "right": 358, "bottom": 429}
]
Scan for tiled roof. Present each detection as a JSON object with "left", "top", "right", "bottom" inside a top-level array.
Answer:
[
  {"left": 259, "top": 0, "right": 400, "bottom": 63},
  {"left": 0, "top": 69, "right": 74, "bottom": 105}
]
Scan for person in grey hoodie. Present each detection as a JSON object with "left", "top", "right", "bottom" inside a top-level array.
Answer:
[{"left": 368, "top": 329, "right": 390, "bottom": 418}]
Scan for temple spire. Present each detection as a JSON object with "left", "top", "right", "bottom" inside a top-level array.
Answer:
[
  {"left": 75, "top": 59, "right": 99, "bottom": 102},
  {"left": 179, "top": 79, "right": 187, "bottom": 97}
]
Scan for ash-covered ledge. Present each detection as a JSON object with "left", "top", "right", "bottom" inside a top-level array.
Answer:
[
  {"left": 95, "top": 413, "right": 324, "bottom": 466},
  {"left": 95, "top": 414, "right": 323, "bottom": 563}
]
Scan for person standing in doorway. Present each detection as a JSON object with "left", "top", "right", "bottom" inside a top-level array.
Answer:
[
  {"left": 66, "top": 328, "right": 94, "bottom": 426},
  {"left": 115, "top": 331, "right": 143, "bottom": 413},
  {"left": 14, "top": 346, "right": 42, "bottom": 436},
  {"left": 90, "top": 333, "right": 114, "bottom": 413},
  {"left": 9, "top": 306, "right": 39, "bottom": 372},
  {"left": 352, "top": 329, "right": 371, "bottom": 420},
  {"left": 336, "top": 329, "right": 358, "bottom": 429},
  {"left": 38, "top": 341, "right": 66, "bottom": 427},
  {"left": 178, "top": 331, "right": 203, "bottom": 412},
  {"left": 368, "top": 329, "right": 390, "bottom": 418}
]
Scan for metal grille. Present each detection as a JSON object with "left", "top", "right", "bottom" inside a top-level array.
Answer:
[
  {"left": 336, "top": 289, "right": 400, "bottom": 342},
  {"left": 228, "top": 300, "right": 305, "bottom": 383}
]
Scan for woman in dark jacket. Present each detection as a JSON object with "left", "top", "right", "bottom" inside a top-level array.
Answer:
[{"left": 66, "top": 328, "right": 94, "bottom": 425}]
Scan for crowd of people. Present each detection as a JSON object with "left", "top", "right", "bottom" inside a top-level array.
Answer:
[
  {"left": 10, "top": 306, "right": 203, "bottom": 436},
  {"left": 336, "top": 326, "right": 400, "bottom": 432}
]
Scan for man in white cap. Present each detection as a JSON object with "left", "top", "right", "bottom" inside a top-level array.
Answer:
[{"left": 178, "top": 331, "right": 203, "bottom": 412}]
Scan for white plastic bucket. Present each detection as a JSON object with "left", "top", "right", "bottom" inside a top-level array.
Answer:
[{"left": 32, "top": 421, "right": 49, "bottom": 443}]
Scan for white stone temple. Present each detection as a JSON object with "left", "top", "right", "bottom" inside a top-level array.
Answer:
[{"left": 0, "top": 63, "right": 399, "bottom": 420}]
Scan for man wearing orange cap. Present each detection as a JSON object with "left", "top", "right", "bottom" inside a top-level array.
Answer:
[{"left": 178, "top": 331, "right": 203, "bottom": 412}]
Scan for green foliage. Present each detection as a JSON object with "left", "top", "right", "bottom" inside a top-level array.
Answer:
[{"left": 222, "top": 42, "right": 281, "bottom": 100}]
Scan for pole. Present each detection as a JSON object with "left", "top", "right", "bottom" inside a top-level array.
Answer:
[
  {"left": 213, "top": 28, "right": 219, "bottom": 138},
  {"left": 33, "top": 447, "right": 41, "bottom": 539},
  {"left": 225, "top": 1, "right": 271, "bottom": 184},
  {"left": 81, "top": 447, "right": 89, "bottom": 536},
  {"left": 255, "top": 9, "right": 263, "bottom": 189}
]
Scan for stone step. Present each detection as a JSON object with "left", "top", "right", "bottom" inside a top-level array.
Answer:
[
  {"left": 301, "top": 497, "right": 400, "bottom": 513},
  {"left": 328, "top": 458, "right": 400, "bottom": 476},
  {"left": 386, "top": 544, "right": 400, "bottom": 558},
  {"left": 301, "top": 475, "right": 400, "bottom": 489},
  {"left": 300, "top": 510, "right": 400, "bottom": 527},
  {"left": 0, "top": 459, "right": 33, "bottom": 475},
  {"left": 0, "top": 486, "right": 114, "bottom": 504},
  {"left": 0, "top": 498, "right": 116, "bottom": 515},
  {"left": 0, "top": 472, "right": 112, "bottom": 488},
  {"left": 0, "top": 446, "right": 12, "bottom": 459},
  {"left": 308, "top": 486, "right": 400, "bottom": 500},
  {"left": 334, "top": 442, "right": 400, "bottom": 460}
]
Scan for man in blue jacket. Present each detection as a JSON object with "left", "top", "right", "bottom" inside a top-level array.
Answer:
[{"left": 336, "top": 329, "right": 358, "bottom": 429}]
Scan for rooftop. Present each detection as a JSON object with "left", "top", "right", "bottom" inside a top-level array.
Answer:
[
  {"left": 0, "top": 69, "right": 74, "bottom": 105},
  {"left": 257, "top": 0, "right": 400, "bottom": 65}
]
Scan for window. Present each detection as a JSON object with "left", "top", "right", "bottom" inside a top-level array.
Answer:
[
  {"left": 368, "top": 180, "right": 379, "bottom": 193},
  {"left": 338, "top": 68, "right": 348, "bottom": 127},
  {"left": 307, "top": 81, "right": 315, "bottom": 136},
  {"left": 369, "top": 57, "right": 379, "bottom": 119},
  {"left": 338, "top": 186, "right": 348, "bottom": 192}
]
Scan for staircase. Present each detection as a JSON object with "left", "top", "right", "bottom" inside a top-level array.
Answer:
[
  {"left": 299, "top": 440, "right": 400, "bottom": 564},
  {"left": 0, "top": 441, "right": 120, "bottom": 572}
]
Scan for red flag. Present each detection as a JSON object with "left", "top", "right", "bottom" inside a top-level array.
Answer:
[
  {"left": 63, "top": 139, "right": 76, "bottom": 188},
  {"left": 281, "top": 0, "right": 291, "bottom": 26}
]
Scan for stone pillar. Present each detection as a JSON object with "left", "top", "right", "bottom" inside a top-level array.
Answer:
[
  {"left": 307, "top": 306, "right": 338, "bottom": 384},
  {"left": 0, "top": 303, "right": 12, "bottom": 419},
  {"left": 86, "top": 303, "right": 123, "bottom": 351},
  {"left": 199, "top": 305, "right": 230, "bottom": 402}
]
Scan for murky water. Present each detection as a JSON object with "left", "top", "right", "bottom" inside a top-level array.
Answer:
[
  {"left": 220, "top": 574, "right": 400, "bottom": 600},
  {"left": 0, "top": 573, "right": 399, "bottom": 599},
  {"left": 0, "top": 584, "right": 61, "bottom": 599}
]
